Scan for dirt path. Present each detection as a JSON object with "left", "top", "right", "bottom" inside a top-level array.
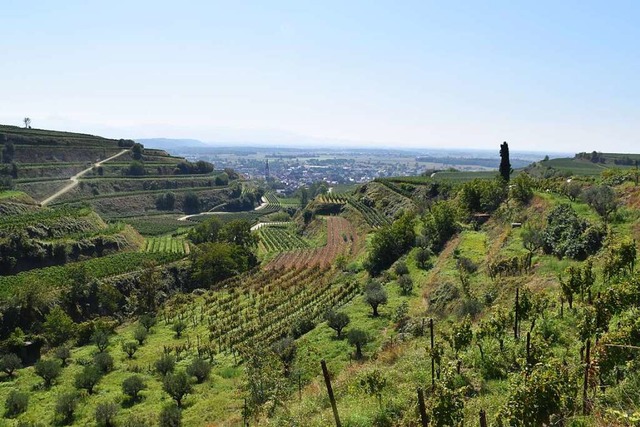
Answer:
[{"left": 40, "top": 149, "right": 129, "bottom": 206}]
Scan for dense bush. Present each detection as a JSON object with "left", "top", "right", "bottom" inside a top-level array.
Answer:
[
  {"left": 75, "top": 365, "right": 102, "bottom": 394},
  {"left": 4, "top": 389, "right": 28, "bottom": 418},
  {"left": 95, "top": 401, "right": 119, "bottom": 427},
  {"left": 54, "top": 392, "right": 78, "bottom": 425},
  {"left": 174, "top": 160, "right": 213, "bottom": 175},
  {"left": 365, "top": 212, "right": 415, "bottom": 275},
  {"left": 123, "top": 375, "right": 147, "bottom": 401},
  {"left": 163, "top": 371, "right": 192, "bottom": 407},
  {"left": 159, "top": 404, "right": 182, "bottom": 427},
  {"left": 0, "top": 353, "right": 22, "bottom": 377},
  {"left": 155, "top": 354, "right": 176, "bottom": 376},
  {"left": 542, "top": 204, "right": 604, "bottom": 260},
  {"left": 155, "top": 192, "right": 176, "bottom": 210},
  {"left": 34, "top": 359, "right": 62, "bottom": 387},
  {"left": 186, "top": 358, "right": 211, "bottom": 383},
  {"left": 93, "top": 352, "right": 114, "bottom": 374}
]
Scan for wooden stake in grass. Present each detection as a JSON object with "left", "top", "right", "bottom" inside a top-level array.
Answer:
[
  {"left": 514, "top": 288, "right": 519, "bottom": 340},
  {"left": 429, "top": 318, "right": 435, "bottom": 387},
  {"left": 321, "top": 360, "right": 341, "bottom": 427},
  {"left": 526, "top": 331, "right": 531, "bottom": 368},
  {"left": 583, "top": 339, "right": 591, "bottom": 415},
  {"left": 479, "top": 409, "right": 488, "bottom": 427},
  {"left": 417, "top": 388, "right": 428, "bottom": 427}
]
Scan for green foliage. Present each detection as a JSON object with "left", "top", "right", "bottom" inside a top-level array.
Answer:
[
  {"left": 325, "top": 310, "right": 350, "bottom": 338},
  {"left": 54, "top": 346, "right": 71, "bottom": 366},
  {"left": 190, "top": 242, "right": 252, "bottom": 287},
  {"left": 172, "top": 320, "right": 187, "bottom": 338},
  {"left": 583, "top": 185, "right": 618, "bottom": 222},
  {"left": 427, "top": 384, "right": 464, "bottom": 427},
  {"left": 92, "top": 329, "right": 110, "bottom": 353},
  {"left": 182, "top": 192, "right": 201, "bottom": 214},
  {"left": 159, "top": 404, "right": 182, "bottom": 427},
  {"left": 74, "top": 365, "right": 102, "bottom": 394},
  {"left": 127, "top": 161, "right": 146, "bottom": 176},
  {"left": 458, "top": 178, "right": 507, "bottom": 213},
  {"left": 163, "top": 371, "right": 192, "bottom": 408},
  {"left": 139, "top": 314, "right": 156, "bottom": 332},
  {"left": 155, "top": 354, "right": 176, "bottom": 376},
  {"left": 347, "top": 329, "right": 369, "bottom": 359},
  {"left": 450, "top": 315, "right": 473, "bottom": 356},
  {"left": 497, "top": 361, "right": 578, "bottom": 427},
  {"left": 95, "top": 401, "right": 119, "bottom": 427},
  {"left": 0, "top": 353, "right": 22, "bottom": 377},
  {"left": 365, "top": 212, "right": 415, "bottom": 275},
  {"left": 359, "top": 369, "right": 387, "bottom": 409},
  {"left": 34, "top": 359, "right": 62, "bottom": 387},
  {"left": 186, "top": 358, "right": 211, "bottom": 384},
  {"left": 603, "top": 236, "right": 637, "bottom": 281},
  {"left": 93, "top": 352, "right": 114, "bottom": 374},
  {"left": 397, "top": 274, "right": 413, "bottom": 296},
  {"left": 422, "top": 200, "right": 459, "bottom": 252},
  {"left": 4, "top": 389, "right": 28, "bottom": 418},
  {"left": 394, "top": 261, "right": 409, "bottom": 276},
  {"left": 271, "top": 337, "right": 296, "bottom": 377},
  {"left": 521, "top": 220, "right": 545, "bottom": 253},
  {"left": 122, "top": 341, "right": 139, "bottom": 359},
  {"left": 155, "top": 192, "right": 176, "bottom": 210},
  {"left": 43, "top": 306, "right": 76, "bottom": 347},
  {"left": 500, "top": 141, "right": 512, "bottom": 182},
  {"left": 134, "top": 326, "right": 148, "bottom": 345},
  {"left": 188, "top": 216, "right": 223, "bottom": 244},
  {"left": 131, "top": 143, "right": 144, "bottom": 160},
  {"left": 55, "top": 392, "right": 78, "bottom": 425},
  {"left": 511, "top": 172, "right": 534, "bottom": 204},
  {"left": 122, "top": 375, "right": 147, "bottom": 401},
  {"left": 364, "top": 280, "right": 388, "bottom": 316},
  {"left": 542, "top": 204, "right": 604, "bottom": 260}
]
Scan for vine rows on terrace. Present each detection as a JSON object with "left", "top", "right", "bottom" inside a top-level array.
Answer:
[
  {"left": 258, "top": 225, "right": 310, "bottom": 252},
  {"left": 162, "top": 265, "right": 359, "bottom": 355},
  {"left": 266, "top": 216, "right": 360, "bottom": 269}
]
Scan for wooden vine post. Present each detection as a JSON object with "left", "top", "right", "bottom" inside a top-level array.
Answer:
[
  {"left": 514, "top": 288, "right": 519, "bottom": 339},
  {"left": 583, "top": 339, "right": 591, "bottom": 415},
  {"left": 321, "top": 360, "right": 341, "bottom": 427},
  {"left": 417, "top": 388, "right": 428, "bottom": 427},
  {"left": 526, "top": 331, "right": 531, "bottom": 367},
  {"left": 429, "top": 318, "right": 435, "bottom": 387},
  {"left": 479, "top": 409, "right": 488, "bottom": 427}
]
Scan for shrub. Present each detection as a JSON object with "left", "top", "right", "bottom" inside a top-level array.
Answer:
[
  {"left": 397, "top": 274, "right": 413, "bottom": 296},
  {"left": 55, "top": 392, "right": 78, "bottom": 425},
  {"left": 123, "top": 415, "right": 152, "bottom": 427},
  {"left": 34, "top": 359, "right": 62, "bottom": 387},
  {"left": 54, "top": 346, "right": 71, "bottom": 367},
  {"left": 163, "top": 371, "right": 192, "bottom": 408},
  {"left": 186, "top": 358, "right": 211, "bottom": 384},
  {"left": 94, "top": 352, "right": 114, "bottom": 374},
  {"left": 415, "top": 247, "right": 433, "bottom": 269},
  {"left": 75, "top": 365, "right": 102, "bottom": 394},
  {"left": 364, "top": 280, "right": 388, "bottom": 316},
  {"left": 134, "top": 326, "right": 148, "bottom": 345},
  {"left": 43, "top": 306, "right": 76, "bottom": 347},
  {"left": 159, "top": 404, "right": 182, "bottom": 427},
  {"left": 139, "top": 314, "right": 156, "bottom": 332},
  {"left": 92, "top": 329, "right": 110, "bottom": 353},
  {"left": 95, "top": 401, "right": 119, "bottom": 427},
  {"left": 122, "top": 341, "right": 139, "bottom": 359},
  {"left": 123, "top": 375, "right": 147, "bottom": 401},
  {"left": 0, "top": 353, "right": 22, "bottom": 377},
  {"left": 155, "top": 354, "right": 176, "bottom": 376},
  {"left": 326, "top": 310, "right": 350, "bottom": 338},
  {"left": 347, "top": 329, "right": 369, "bottom": 359},
  {"left": 4, "top": 389, "right": 28, "bottom": 418},
  {"left": 290, "top": 317, "right": 315, "bottom": 338},
  {"left": 172, "top": 320, "right": 187, "bottom": 338},
  {"left": 394, "top": 261, "right": 409, "bottom": 276}
]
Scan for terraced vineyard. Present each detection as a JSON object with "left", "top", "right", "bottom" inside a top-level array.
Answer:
[
  {"left": 163, "top": 265, "right": 360, "bottom": 358},
  {"left": 121, "top": 215, "right": 190, "bottom": 235},
  {"left": 258, "top": 224, "right": 310, "bottom": 252},
  {"left": 267, "top": 216, "right": 360, "bottom": 269},
  {"left": 143, "top": 236, "right": 189, "bottom": 254},
  {"left": 0, "top": 251, "right": 185, "bottom": 298},
  {"left": 317, "top": 193, "right": 390, "bottom": 227}
]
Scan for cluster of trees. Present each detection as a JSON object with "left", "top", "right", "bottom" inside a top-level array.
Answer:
[
  {"left": 540, "top": 204, "right": 605, "bottom": 260},
  {"left": 155, "top": 192, "right": 176, "bottom": 210},
  {"left": 188, "top": 217, "right": 258, "bottom": 287},
  {"left": 174, "top": 160, "right": 214, "bottom": 175},
  {"left": 365, "top": 212, "right": 416, "bottom": 275}
]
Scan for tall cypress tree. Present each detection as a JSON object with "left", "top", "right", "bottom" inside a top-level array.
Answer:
[{"left": 499, "top": 141, "right": 512, "bottom": 182}]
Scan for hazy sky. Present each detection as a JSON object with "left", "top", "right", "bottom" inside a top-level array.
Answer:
[{"left": 1, "top": 1, "right": 639, "bottom": 152}]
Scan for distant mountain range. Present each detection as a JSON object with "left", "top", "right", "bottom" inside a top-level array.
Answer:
[{"left": 136, "top": 138, "right": 209, "bottom": 149}]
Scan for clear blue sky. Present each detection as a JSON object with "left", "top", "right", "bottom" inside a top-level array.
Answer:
[{"left": 1, "top": 1, "right": 639, "bottom": 152}]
